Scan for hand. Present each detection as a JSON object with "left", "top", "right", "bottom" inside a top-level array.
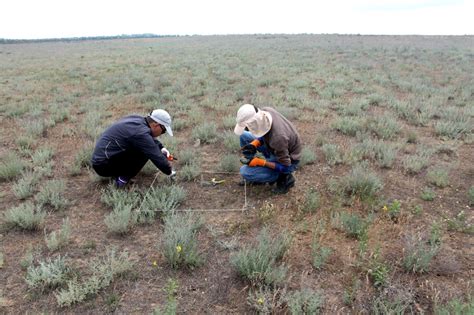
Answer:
[
  {"left": 241, "top": 144, "right": 257, "bottom": 156},
  {"left": 162, "top": 147, "right": 175, "bottom": 161},
  {"left": 169, "top": 170, "right": 177, "bottom": 180},
  {"left": 248, "top": 157, "right": 266, "bottom": 167}
]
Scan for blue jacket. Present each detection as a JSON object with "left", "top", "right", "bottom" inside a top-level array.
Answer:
[{"left": 91, "top": 115, "right": 172, "bottom": 175}]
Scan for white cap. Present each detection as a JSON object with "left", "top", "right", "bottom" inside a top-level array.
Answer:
[
  {"left": 149, "top": 109, "right": 173, "bottom": 136},
  {"left": 234, "top": 104, "right": 272, "bottom": 137}
]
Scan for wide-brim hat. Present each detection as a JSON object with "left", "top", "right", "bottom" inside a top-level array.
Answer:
[{"left": 234, "top": 106, "right": 272, "bottom": 138}]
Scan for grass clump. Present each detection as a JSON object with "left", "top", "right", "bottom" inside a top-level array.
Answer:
[
  {"left": 25, "top": 256, "right": 70, "bottom": 291},
  {"left": 299, "top": 147, "right": 317, "bottom": 167},
  {"left": 332, "top": 116, "right": 366, "bottom": 136},
  {"left": 427, "top": 168, "right": 450, "bottom": 188},
  {"left": 403, "top": 233, "right": 439, "bottom": 273},
  {"left": 192, "top": 122, "right": 218, "bottom": 144},
  {"left": 286, "top": 288, "right": 324, "bottom": 315},
  {"left": 311, "top": 239, "right": 332, "bottom": 270},
  {"left": 69, "top": 143, "right": 93, "bottom": 176},
  {"left": 332, "top": 211, "right": 371, "bottom": 240},
  {"left": 0, "top": 152, "right": 25, "bottom": 181},
  {"left": 402, "top": 149, "right": 432, "bottom": 174},
  {"left": 12, "top": 171, "right": 39, "bottom": 199},
  {"left": 231, "top": 228, "right": 291, "bottom": 286},
  {"left": 3, "top": 202, "right": 46, "bottom": 231},
  {"left": 55, "top": 248, "right": 133, "bottom": 307},
  {"left": 161, "top": 213, "right": 203, "bottom": 269},
  {"left": 247, "top": 286, "right": 286, "bottom": 314},
  {"left": 322, "top": 143, "right": 343, "bottom": 166},
  {"left": 104, "top": 203, "right": 136, "bottom": 235},
  {"left": 469, "top": 186, "right": 474, "bottom": 206},
  {"left": 330, "top": 164, "right": 383, "bottom": 202},
  {"left": 35, "top": 179, "right": 68, "bottom": 210},
  {"left": 219, "top": 154, "right": 240, "bottom": 172},
  {"left": 46, "top": 218, "right": 72, "bottom": 251},
  {"left": 221, "top": 131, "right": 240, "bottom": 152},
  {"left": 301, "top": 188, "right": 321, "bottom": 214},
  {"left": 31, "top": 147, "right": 54, "bottom": 167},
  {"left": 140, "top": 185, "right": 186, "bottom": 220},
  {"left": 152, "top": 278, "right": 179, "bottom": 315},
  {"left": 420, "top": 187, "right": 436, "bottom": 201},
  {"left": 368, "top": 115, "right": 401, "bottom": 140}
]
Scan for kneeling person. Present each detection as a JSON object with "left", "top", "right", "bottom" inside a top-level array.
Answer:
[
  {"left": 234, "top": 104, "right": 302, "bottom": 194},
  {"left": 91, "top": 109, "right": 175, "bottom": 187}
]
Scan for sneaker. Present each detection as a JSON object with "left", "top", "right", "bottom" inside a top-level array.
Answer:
[{"left": 115, "top": 176, "right": 129, "bottom": 188}]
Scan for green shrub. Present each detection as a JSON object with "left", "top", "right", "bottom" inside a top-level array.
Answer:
[
  {"left": 31, "top": 147, "right": 54, "bottom": 167},
  {"left": 330, "top": 164, "right": 383, "bottom": 201},
  {"left": 161, "top": 213, "right": 203, "bottom": 269},
  {"left": 446, "top": 211, "right": 473, "bottom": 234},
  {"left": 368, "top": 115, "right": 401, "bottom": 139},
  {"left": 322, "top": 144, "right": 343, "bottom": 166},
  {"left": 179, "top": 163, "right": 201, "bottom": 181},
  {"left": 403, "top": 234, "right": 439, "bottom": 273},
  {"left": 69, "top": 143, "right": 93, "bottom": 175},
  {"left": 12, "top": 171, "right": 39, "bottom": 199},
  {"left": 4, "top": 202, "right": 46, "bottom": 230},
  {"left": 46, "top": 218, "right": 72, "bottom": 251},
  {"left": 140, "top": 185, "right": 186, "bottom": 219},
  {"left": 192, "top": 122, "right": 218, "bottom": 144},
  {"left": 286, "top": 288, "right": 324, "bottom": 315},
  {"left": 35, "top": 179, "right": 68, "bottom": 210},
  {"left": 435, "top": 296, "right": 474, "bottom": 315},
  {"left": 402, "top": 152, "right": 430, "bottom": 174},
  {"left": 427, "top": 168, "right": 450, "bottom": 188},
  {"left": 0, "top": 152, "right": 25, "bottom": 181},
  {"left": 469, "top": 186, "right": 474, "bottom": 206},
  {"left": 179, "top": 149, "right": 199, "bottom": 166},
  {"left": 25, "top": 256, "right": 70, "bottom": 291},
  {"left": 101, "top": 185, "right": 140, "bottom": 209},
  {"left": 231, "top": 228, "right": 291, "bottom": 286},
  {"left": 301, "top": 188, "right": 320, "bottom": 214},
  {"left": 104, "top": 204, "right": 136, "bottom": 235},
  {"left": 219, "top": 154, "right": 240, "bottom": 172},
  {"left": 55, "top": 248, "right": 133, "bottom": 307},
  {"left": 337, "top": 211, "right": 371, "bottom": 240},
  {"left": 420, "top": 187, "right": 436, "bottom": 201},
  {"left": 247, "top": 286, "right": 286, "bottom": 314},
  {"left": 332, "top": 116, "right": 366, "bottom": 136},
  {"left": 152, "top": 278, "right": 179, "bottom": 315},
  {"left": 311, "top": 239, "right": 332, "bottom": 270},
  {"left": 221, "top": 131, "right": 240, "bottom": 152},
  {"left": 299, "top": 147, "right": 317, "bottom": 167},
  {"left": 26, "top": 120, "right": 46, "bottom": 138},
  {"left": 435, "top": 118, "right": 471, "bottom": 139}
]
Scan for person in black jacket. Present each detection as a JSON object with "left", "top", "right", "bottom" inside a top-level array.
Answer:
[{"left": 91, "top": 109, "right": 175, "bottom": 187}]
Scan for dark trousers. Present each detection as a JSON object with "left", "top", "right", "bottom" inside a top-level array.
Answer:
[{"left": 92, "top": 149, "right": 148, "bottom": 179}]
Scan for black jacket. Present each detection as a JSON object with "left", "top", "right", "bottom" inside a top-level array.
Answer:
[{"left": 91, "top": 115, "right": 172, "bottom": 175}]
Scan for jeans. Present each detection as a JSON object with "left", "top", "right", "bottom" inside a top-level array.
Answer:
[
  {"left": 92, "top": 149, "right": 148, "bottom": 179},
  {"left": 239, "top": 131, "right": 298, "bottom": 183}
]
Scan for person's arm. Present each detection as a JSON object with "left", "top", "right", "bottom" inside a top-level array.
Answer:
[{"left": 133, "top": 134, "right": 172, "bottom": 175}]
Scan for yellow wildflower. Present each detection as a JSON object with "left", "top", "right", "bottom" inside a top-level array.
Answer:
[
  {"left": 152, "top": 260, "right": 158, "bottom": 267},
  {"left": 383, "top": 205, "right": 388, "bottom": 212},
  {"left": 257, "top": 297, "right": 264, "bottom": 305},
  {"left": 176, "top": 245, "right": 182, "bottom": 253}
]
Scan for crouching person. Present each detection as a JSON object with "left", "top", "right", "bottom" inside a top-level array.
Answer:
[
  {"left": 91, "top": 109, "right": 176, "bottom": 187},
  {"left": 234, "top": 104, "right": 302, "bottom": 194}
]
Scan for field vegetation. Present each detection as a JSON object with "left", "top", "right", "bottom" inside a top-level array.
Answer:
[{"left": 0, "top": 34, "right": 473, "bottom": 313}]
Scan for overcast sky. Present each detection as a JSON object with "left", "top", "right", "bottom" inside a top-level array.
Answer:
[{"left": 1, "top": 0, "right": 472, "bottom": 39}]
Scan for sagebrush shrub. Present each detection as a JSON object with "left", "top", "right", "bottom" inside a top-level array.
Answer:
[
  {"left": 46, "top": 218, "right": 72, "bottom": 251},
  {"left": 219, "top": 154, "right": 240, "bottom": 172},
  {"left": 4, "top": 202, "right": 45, "bottom": 230},
  {"left": 330, "top": 164, "right": 383, "bottom": 201},
  {"left": 0, "top": 152, "right": 25, "bottom": 181},
  {"left": 35, "top": 179, "right": 68, "bottom": 210},
  {"left": 299, "top": 147, "right": 317, "bottom": 167},
  {"left": 13, "top": 171, "right": 39, "bottom": 199},
  {"left": 231, "top": 228, "right": 291, "bottom": 286},
  {"left": 104, "top": 203, "right": 136, "bottom": 234},
  {"left": 161, "top": 213, "right": 203, "bottom": 269},
  {"left": 192, "top": 122, "right": 218, "bottom": 144},
  {"left": 25, "top": 256, "right": 70, "bottom": 291},
  {"left": 55, "top": 248, "right": 133, "bottom": 307},
  {"left": 286, "top": 288, "right": 324, "bottom": 315}
]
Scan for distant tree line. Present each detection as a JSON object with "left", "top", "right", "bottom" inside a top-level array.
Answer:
[{"left": 0, "top": 34, "right": 180, "bottom": 44}]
